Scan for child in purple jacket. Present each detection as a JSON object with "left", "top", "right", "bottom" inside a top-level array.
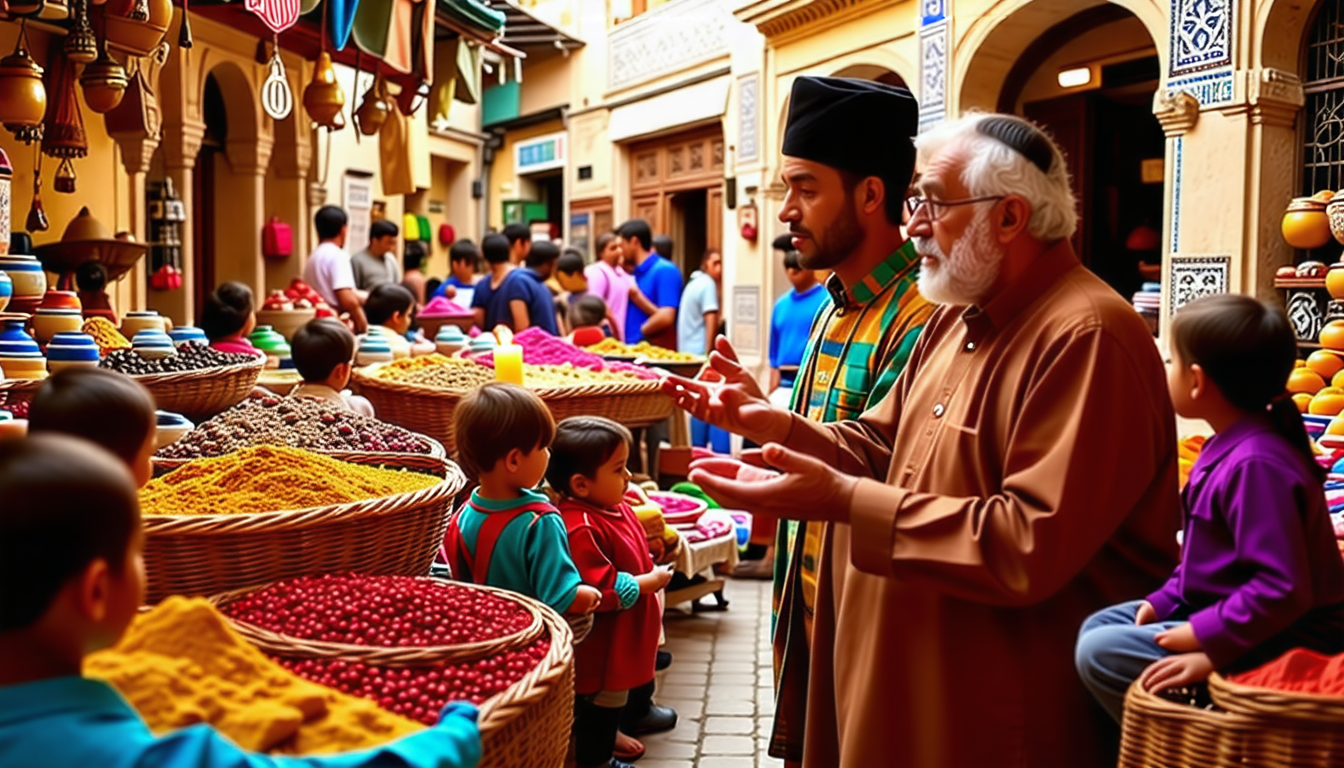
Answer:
[{"left": 1075, "top": 293, "right": 1344, "bottom": 723}]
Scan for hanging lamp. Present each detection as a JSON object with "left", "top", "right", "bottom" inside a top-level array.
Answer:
[
  {"left": 0, "top": 22, "right": 47, "bottom": 144},
  {"left": 42, "top": 55, "right": 88, "bottom": 194}
]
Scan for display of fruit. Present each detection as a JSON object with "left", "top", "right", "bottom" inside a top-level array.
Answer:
[
  {"left": 1310, "top": 388, "right": 1344, "bottom": 416},
  {"left": 1294, "top": 392, "right": 1315, "bottom": 413},
  {"left": 1322, "top": 320, "right": 1344, "bottom": 351},
  {"left": 1307, "top": 350, "right": 1344, "bottom": 380},
  {"left": 1288, "top": 367, "right": 1328, "bottom": 395},
  {"left": 280, "top": 279, "right": 333, "bottom": 318}
]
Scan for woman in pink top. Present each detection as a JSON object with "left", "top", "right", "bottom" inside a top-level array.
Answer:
[
  {"left": 585, "top": 234, "right": 633, "bottom": 342},
  {"left": 201, "top": 281, "right": 260, "bottom": 356}
]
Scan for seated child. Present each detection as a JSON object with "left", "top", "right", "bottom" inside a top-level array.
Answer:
[
  {"left": 366, "top": 283, "right": 434, "bottom": 359},
  {"left": 441, "top": 383, "right": 601, "bottom": 618},
  {"left": 201, "top": 281, "right": 259, "bottom": 356},
  {"left": 546, "top": 417, "right": 672, "bottom": 768},
  {"left": 0, "top": 434, "right": 482, "bottom": 768},
  {"left": 290, "top": 318, "right": 376, "bottom": 417},
  {"left": 1075, "top": 294, "right": 1344, "bottom": 723},
  {"left": 568, "top": 295, "right": 613, "bottom": 348},
  {"left": 75, "top": 260, "right": 117, "bottom": 326},
  {"left": 28, "top": 367, "right": 157, "bottom": 488}
]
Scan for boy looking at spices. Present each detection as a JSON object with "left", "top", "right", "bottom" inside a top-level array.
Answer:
[
  {"left": 547, "top": 417, "right": 672, "bottom": 768},
  {"left": 441, "top": 383, "right": 601, "bottom": 618},
  {"left": 365, "top": 284, "right": 434, "bottom": 360},
  {"left": 0, "top": 434, "right": 484, "bottom": 768},
  {"left": 290, "top": 319, "right": 376, "bottom": 418},
  {"left": 201, "top": 282, "right": 260, "bottom": 357},
  {"left": 28, "top": 367, "right": 157, "bottom": 488}
]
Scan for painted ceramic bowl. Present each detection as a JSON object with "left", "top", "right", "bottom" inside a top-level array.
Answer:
[
  {"left": 167, "top": 326, "right": 209, "bottom": 347},
  {"left": 355, "top": 333, "right": 394, "bottom": 366},
  {"left": 255, "top": 308, "right": 316, "bottom": 341},
  {"left": 122, "top": 310, "right": 165, "bottom": 339},
  {"left": 0, "top": 271, "right": 11, "bottom": 313},
  {"left": 39, "top": 290, "right": 81, "bottom": 311},
  {"left": 0, "top": 254, "right": 47, "bottom": 312},
  {"left": 435, "top": 325, "right": 467, "bottom": 356},
  {"left": 154, "top": 410, "right": 195, "bottom": 449},
  {"left": 0, "top": 317, "right": 42, "bottom": 357},
  {"left": 248, "top": 325, "right": 291, "bottom": 370},
  {"left": 46, "top": 331, "right": 101, "bottom": 373},
  {"left": 131, "top": 329, "right": 177, "bottom": 360},
  {"left": 32, "top": 307, "right": 84, "bottom": 344}
]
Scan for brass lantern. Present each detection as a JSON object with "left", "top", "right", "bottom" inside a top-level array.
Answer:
[
  {"left": 103, "top": 0, "right": 173, "bottom": 58},
  {"left": 79, "top": 51, "right": 129, "bottom": 114},
  {"left": 354, "top": 76, "right": 391, "bottom": 136},
  {"left": 0, "top": 41, "right": 46, "bottom": 143},
  {"left": 303, "top": 52, "right": 345, "bottom": 129}
]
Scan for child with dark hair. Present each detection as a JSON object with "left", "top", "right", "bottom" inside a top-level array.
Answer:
[
  {"left": 28, "top": 368, "right": 157, "bottom": 487},
  {"left": 0, "top": 434, "right": 482, "bottom": 768},
  {"left": 365, "top": 283, "right": 433, "bottom": 359},
  {"left": 441, "top": 383, "right": 600, "bottom": 618},
  {"left": 546, "top": 417, "right": 671, "bottom": 768},
  {"left": 568, "top": 295, "right": 612, "bottom": 348},
  {"left": 1076, "top": 294, "right": 1344, "bottom": 723},
  {"left": 402, "top": 241, "right": 430, "bottom": 307},
  {"left": 290, "top": 318, "right": 375, "bottom": 417},
  {"left": 201, "top": 281, "right": 259, "bottom": 357},
  {"left": 75, "top": 260, "right": 117, "bottom": 325}
]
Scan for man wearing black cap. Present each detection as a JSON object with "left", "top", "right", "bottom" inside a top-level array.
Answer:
[{"left": 664, "top": 113, "right": 1178, "bottom": 766}]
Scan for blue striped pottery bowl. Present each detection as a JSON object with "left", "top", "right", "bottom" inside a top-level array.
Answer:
[
  {"left": 167, "top": 326, "right": 209, "bottom": 347},
  {"left": 0, "top": 254, "right": 46, "bottom": 300},
  {"left": 131, "top": 330, "right": 178, "bottom": 360},
  {"left": 0, "top": 318, "right": 46, "bottom": 380},
  {"left": 0, "top": 271, "right": 11, "bottom": 312},
  {"left": 46, "top": 331, "right": 101, "bottom": 374},
  {"left": 355, "top": 333, "right": 394, "bottom": 366}
]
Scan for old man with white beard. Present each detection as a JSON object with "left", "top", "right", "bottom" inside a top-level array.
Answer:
[{"left": 663, "top": 113, "right": 1180, "bottom": 767}]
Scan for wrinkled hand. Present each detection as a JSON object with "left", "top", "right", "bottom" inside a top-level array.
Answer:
[
  {"left": 1155, "top": 622, "right": 1202, "bottom": 653},
  {"left": 1134, "top": 601, "right": 1158, "bottom": 626},
  {"left": 662, "top": 339, "right": 790, "bottom": 444},
  {"left": 1139, "top": 652, "right": 1215, "bottom": 694},
  {"left": 688, "top": 443, "right": 856, "bottom": 524}
]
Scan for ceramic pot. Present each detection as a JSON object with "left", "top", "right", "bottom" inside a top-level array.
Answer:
[
  {"left": 0, "top": 47, "right": 46, "bottom": 135},
  {"left": 0, "top": 272, "right": 10, "bottom": 313},
  {"left": 0, "top": 317, "right": 46, "bottom": 379},
  {"left": 1283, "top": 198, "right": 1333, "bottom": 250},
  {"left": 39, "top": 289, "right": 80, "bottom": 311},
  {"left": 435, "top": 325, "right": 467, "bottom": 356},
  {"left": 132, "top": 329, "right": 176, "bottom": 360},
  {"left": 0, "top": 254, "right": 47, "bottom": 304},
  {"left": 154, "top": 410, "right": 194, "bottom": 449},
  {"left": 1329, "top": 198, "right": 1344, "bottom": 246},
  {"left": 355, "top": 333, "right": 393, "bottom": 366},
  {"left": 103, "top": 0, "right": 172, "bottom": 57},
  {"left": 1329, "top": 264, "right": 1344, "bottom": 301},
  {"left": 248, "top": 325, "right": 291, "bottom": 370},
  {"left": 255, "top": 307, "right": 315, "bottom": 340},
  {"left": 46, "top": 330, "right": 100, "bottom": 373},
  {"left": 32, "top": 308, "right": 83, "bottom": 343},
  {"left": 167, "top": 326, "right": 208, "bottom": 347},
  {"left": 78, "top": 53, "right": 128, "bottom": 114},
  {"left": 121, "top": 310, "right": 164, "bottom": 339}
]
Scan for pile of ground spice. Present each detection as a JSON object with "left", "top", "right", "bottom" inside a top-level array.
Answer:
[
  {"left": 139, "top": 445, "right": 438, "bottom": 516},
  {"left": 84, "top": 597, "right": 424, "bottom": 754}
]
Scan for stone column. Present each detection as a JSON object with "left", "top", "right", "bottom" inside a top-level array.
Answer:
[
  {"left": 110, "top": 133, "right": 161, "bottom": 315},
  {"left": 159, "top": 120, "right": 206, "bottom": 325},
  {"left": 216, "top": 136, "right": 274, "bottom": 294},
  {"left": 267, "top": 119, "right": 313, "bottom": 293}
]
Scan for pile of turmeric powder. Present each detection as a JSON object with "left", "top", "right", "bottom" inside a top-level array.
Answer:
[
  {"left": 85, "top": 597, "right": 423, "bottom": 754},
  {"left": 139, "top": 445, "right": 439, "bottom": 516}
]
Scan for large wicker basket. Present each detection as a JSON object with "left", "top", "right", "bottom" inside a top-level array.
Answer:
[
  {"left": 134, "top": 356, "right": 266, "bottom": 421},
  {"left": 153, "top": 434, "right": 449, "bottom": 478},
  {"left": 1120, "top": 674, "right": 1344, "bottom": 768},
  {"left": 217, "top": 579, "right": 574, "bottom": 768},
  {"left": 142, "top": 454, "right": 465, "bottom": 603},
  {"left": 352, "top": 363, "right": 675, "bottom": 453}
]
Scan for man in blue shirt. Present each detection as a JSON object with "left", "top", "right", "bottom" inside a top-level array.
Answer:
[
  {"left": 515, "top": 240, "right": 561, "bottom": 334},
  {"left": 768, "top": 233, "right": 827, "bottom": 398},
  {"left": 620, "top": 220, "right": 682, "bottom": 348},
  {"left": 471, "top": 235, "right": 559, "bottom": 334}
]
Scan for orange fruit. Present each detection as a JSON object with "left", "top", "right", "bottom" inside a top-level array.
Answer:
[
  {"left": 1288, "top": 367, "right": 1327, "bottom": 394},
  {"left": 1333, "top": 369, "right": 1344, "bottom": 389},
  {"left": 1294, "top": 392, "right": 1315, "bottom": 413},
  {"left": 1308, "top": 350, "right": 1344, "bottom": 380},
  {"left": 1321, "top": 321, "right": 1344, "bottom": 350},
  {"left": 1328, "top": 415, "right": 1344, "bottom": 436},
  {"left": 1297, "top": 359, "right": 1309, "bottom": 368},
  {"left": 1310, "top": 392, "right": 1344, "bottom": 416}
]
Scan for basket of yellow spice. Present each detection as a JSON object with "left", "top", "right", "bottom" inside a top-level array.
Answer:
[{"left": 139, "top": 445, "right": 465, "bottom": 603}]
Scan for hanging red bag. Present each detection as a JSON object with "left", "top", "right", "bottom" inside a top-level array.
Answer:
[{"left": 262, "top": 217, "right": 293, "bottom": 259}]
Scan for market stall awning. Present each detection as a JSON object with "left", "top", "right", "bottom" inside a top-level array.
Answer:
[{"left": 486, "top": 0, "right": 581, "bottom": 53}]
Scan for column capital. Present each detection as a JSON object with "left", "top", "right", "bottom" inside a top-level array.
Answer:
[
  {"left": 1153, "top": 90, "right": 1200, "bottom": 137},
  {"left": 163, "top": 120, "right": 208, "bottom": 169},
  {"left": 1248, "top": 68, "right": 1305, "bottom": 128},
  {"left": 226, "top": 136, "right": 275, "bottom": 176},
  {"left": 112, "top": 133, "right": 162, "bottom": 175}
]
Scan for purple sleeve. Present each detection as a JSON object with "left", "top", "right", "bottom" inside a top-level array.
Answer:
[
  {"left": 1145, "top": 565, "right": 1184, "bottom": 619},
  {"left": 1187, "top": 459, "right": 1317, "bottom": 667}
]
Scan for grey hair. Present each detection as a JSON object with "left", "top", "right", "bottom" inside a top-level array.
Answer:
[{"left": 914, "top": 113, "right": 1078, "bottom": 242}]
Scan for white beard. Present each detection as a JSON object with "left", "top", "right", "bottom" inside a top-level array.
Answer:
[{"left": 914, "top": 212, "right": 1003, "bottom": 307}]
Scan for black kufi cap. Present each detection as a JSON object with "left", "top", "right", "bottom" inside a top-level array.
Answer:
[
  {"left": 975, "top": 115, "right": 1054, "bottom": 174},
  {"left": 782, "top": 77, "right": 919, "bottom": 183}
]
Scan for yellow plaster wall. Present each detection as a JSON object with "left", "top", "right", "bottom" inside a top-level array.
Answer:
[{"left": 519, "top": 54, "right": 574, "bottom": 115}]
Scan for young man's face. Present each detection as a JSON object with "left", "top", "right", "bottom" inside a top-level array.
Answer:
[
  {"left": 620, "top": 236, "right": 640, "bottom": 260},
  {"left": 451, "top": 258, "right": 476, "bottom": 283},
  {"left": 705, "top": 252, "right": 723, "bottom": 282},
  {"left": 369, "top": 234, "right": 399, "bottom": 257},
  {"left": 786, "top": 266, "right": 815, "bottom": 292}
]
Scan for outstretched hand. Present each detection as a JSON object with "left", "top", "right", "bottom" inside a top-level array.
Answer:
[
  {"left": 688, "top": 443, "right": 856, "bottom": 524},
  {"left": 661, "top": 338, "right": 791, "bottom": 444}
]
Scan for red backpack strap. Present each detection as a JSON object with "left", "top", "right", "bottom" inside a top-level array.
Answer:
[{"left": 462, "top": 500, "right": 555, "bottom": 584}]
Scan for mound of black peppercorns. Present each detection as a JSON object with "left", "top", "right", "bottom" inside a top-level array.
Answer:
[
  {"left": 100, "top": 345, "right": 260, "bottom": 375},
  {"left": 156, "top": 396, "right": 433, "bottom": 459}
]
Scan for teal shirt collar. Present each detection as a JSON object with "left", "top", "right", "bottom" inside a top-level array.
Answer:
[{"left": 469, "top": 487, "right": 550, "bottom": 511}]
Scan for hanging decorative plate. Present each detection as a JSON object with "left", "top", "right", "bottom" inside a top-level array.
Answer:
[
  {"left": 244, "top": 0, "right": 300, "bottom": 34},
  {"left": 1288, "top": 291, "right": 1325, "bottom": 343},
  {"left": 261, "top": 52, "right": 293, "bottom": 120}
]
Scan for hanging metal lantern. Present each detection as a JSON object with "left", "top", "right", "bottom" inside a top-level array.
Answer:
[
  {"left": 42, "top": 55, "right": 87, "bottom": 194},
  {"left": 303, "top": 51, "right": 345, "bottom": 129},
  {"left": 354, "top": 75, "right": 390, "bottom": 136},
  {"left": 79, "top": 49, "right": 128, "bottom": 114},
  {"left": 0, "top": 26, "right": 47, "bottom": 144},
  {"left": 64, "top": 0, "right": 99, "bottom": 63},
  {"left": 103, "top": 0, "right": 172, "bottom": 58}
]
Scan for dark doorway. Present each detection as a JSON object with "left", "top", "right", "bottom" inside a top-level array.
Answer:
[
  {"left": 668, "top": 187, "right": 708, "bottom": 279},
  {"left": 191, "top": 74, "right": 227, "bottom": 320},
  {"left": 536, "top": 171, "right": 564, "bottom": 237}
]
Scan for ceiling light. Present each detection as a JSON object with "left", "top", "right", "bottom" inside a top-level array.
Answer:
[{"left": 1057, "top": 67, "right": 1091, "bottom": 88}]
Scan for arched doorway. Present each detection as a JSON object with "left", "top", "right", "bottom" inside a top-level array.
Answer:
[{"left": 959, "top": 1, "right": 1167, "bottom": 302}]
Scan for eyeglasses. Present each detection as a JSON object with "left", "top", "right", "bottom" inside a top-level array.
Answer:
[{"left": 905, "top": 195, "right": 1006, "bottom": 221}]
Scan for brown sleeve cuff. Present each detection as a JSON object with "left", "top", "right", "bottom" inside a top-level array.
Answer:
[{"left": 848, "top": 478, "right": 905, "bottom": 576}]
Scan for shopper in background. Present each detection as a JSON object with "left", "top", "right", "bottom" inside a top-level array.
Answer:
[
  {"left": 503, "top": 223, "right": 532, "bottom": 266},
  {"left": 619, "top": 220, "right": 681, "bottom": 349},
  {"left": 302, "top": 206, "right": 367, "bottom": 333},
  {"left": 75, "top": 261, "right": 117, "bottom": 326},
  {"left": 351, "top": 219, "right": 402, "bottom": 292},
  {"left": 469, "top": 234, "right": 520, "bottom": 333},
  {"left": 516, "top": 241, "right": 561, "bottom": 334},
  {"left": 586, "top": 233, "right": 634, "bottom": 341},
  {"left": 402, "top": 241, "right": 430, "bottom": 307},
  {"left": 201, "top": 281, "right": 259, "bottom": 357},
  {"left": 679, "top": 249, "right": 728, "bottom": 453},
  {"left": 768, "top": 234, "right": 827, "bottom": 408},
  {"left": 652, "top": 234, "right": 674, "bottom": 264}
]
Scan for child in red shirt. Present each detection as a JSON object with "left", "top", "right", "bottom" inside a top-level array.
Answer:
[{"left": 547, "top": 417, "right": 672, "bottom": 768}]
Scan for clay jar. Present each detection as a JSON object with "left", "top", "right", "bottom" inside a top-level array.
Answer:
[
  {"left": 32, "top": 308, "right": 83, "bottom": 344},
  {"left": 1283, "top": 198, "right": 1333, "bottom": 250},
  {"left": 0, "top": 254, "right": 48, "bottom": 314},
  {"left": 1329, "top": 264, "right": 1344, "bottom": 301},
  {"left": 40, "top": 290, "right": 81, "bottom": 311},
  {"left": 0, "top": 47, "right": 46, "bottom": 134},
  {"left": 0, "top": 317, "right": 47, "bottom": 380},
  {"left": 46, "top": 331, "right": 100, "bottom": 373},
  {"left": 121, "top": 310, "right": 165, "bottom": 339},
  {"left": 103, "top": 0, "right": 173, "bottom": 57}
]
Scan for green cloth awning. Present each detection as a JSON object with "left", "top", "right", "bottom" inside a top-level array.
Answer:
[{"left": 438, "top": 0, "right": 504, "bottom": 35}]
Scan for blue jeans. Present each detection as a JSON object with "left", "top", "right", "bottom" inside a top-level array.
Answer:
[
  {"left": 1075, "top": 600, "right": 1186, "bottom": 724},
  {"left": 690, "top": 417, "right": 731, "bottom": 453}
]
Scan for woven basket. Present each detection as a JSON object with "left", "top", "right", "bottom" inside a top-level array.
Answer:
[
  {"left": 153, "top": 434, "right": 449, "bottom": 478},
  {"left": 142, "top": 454, "right": 465, "bottom": 603},
  {"left": 217, "top": 579, "right": 574, "bottom": 768},
  {"left": 0, "top": 377, "right": 41, "bottom": 410},
  {"left": 1120, "top": 674, "right": 1344, "bottom": 768},
  {"left": 133, "top": 356, "right": 266, "bottom": 421},
  {"left": 352, "top": 364, "right": 675, "bottom": 453}
]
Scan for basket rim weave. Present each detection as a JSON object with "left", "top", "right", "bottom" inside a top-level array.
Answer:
[
  {"left": 476, "top": 587, "right": 573, "bottom": 738},
  {"left": 0, "top": 378, "right": 42, "bottom": 393},
  {"left": 211, "top": 578, "right": 546, "bottom": 666},
  {"left": 141, "top": 458, "right": 465, "bottom": 534},
  {"left": 1208, "top": 671, "right": 1344, "bottom": 722},
  {"left": 121, "top": 354, "right": 266, "bottom": 385},
  {"left": 353, "top": 360, "right": 663, "bottom": 399},
  {"left": 154, "top": 433, "right": 448, "bottom": 466}
]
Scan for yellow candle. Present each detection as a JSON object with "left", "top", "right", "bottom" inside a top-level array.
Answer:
[{"left": 492, "top": 325, "right": 524, "bottom": 385}]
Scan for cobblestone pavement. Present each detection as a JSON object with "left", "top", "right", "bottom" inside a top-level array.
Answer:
[{"left": 641, "top": 578, "right": 783, "bottom": 768}]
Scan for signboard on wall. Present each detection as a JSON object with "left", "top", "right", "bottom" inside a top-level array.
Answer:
[
  {"left": 516, "top": 132, "right": 567, "bottom": 174},
  {"left": 731, "top": 285, "right": 761, "bottom": 354},
  {"left": 570, "top": 212, "right": 591, "bottom": 258},
  {"left": 342, "top": 173, "right": 374, "bottom": 252}
]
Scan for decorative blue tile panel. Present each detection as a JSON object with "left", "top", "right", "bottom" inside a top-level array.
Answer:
[
  {"left": 1169, "top": 0, "right": 1234, "bottom": 76},
  {"left": 919, "top": 21, "right": 948, "bottom": 132}
]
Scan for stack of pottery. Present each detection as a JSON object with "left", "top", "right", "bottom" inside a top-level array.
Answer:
[
  {"left": 355, "top": 332, "right": 393, "bottom": 366},
  {"left": 167, "top": 326, "right": 208, "bottom": 347},
  {"left": 0, "top": 272, "right": 10, "bottom": 311},
  {"left": 1283, "top": 197, "right": 1333, "bottom": 250},
  {"left": 32, "top": 291, "right": 84, "bottom": 344},
  {"left": 0, "top": 317, "right": 47, "bottom": 379},
  {"left": 248, "top": 325, "right": 292, "bottom": 370},
  {"left": 0, "top": 253, "right": 47, "bottom": 316},
  {"left": 435, "top": 324, "right": 467, "bottom": 356},
  {"left": 46, "top": 331, "right": 100, "bottom": 373},
  {"left": 466, "top": 333, "right": 497, "bottom": 357},
  {"left": 131, "top": 330, "right": 176, "bottom": 360},
  {"left": 122, "top": 310, "right": 165, "bottom": 339}
]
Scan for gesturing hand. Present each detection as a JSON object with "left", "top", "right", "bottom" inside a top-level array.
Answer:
[
  {"left": 688, "top": 443, "right": 856, "bottom": 524},
  {"left": 1139, "top": 652, "right": 1215, "bottom": 694},
  {"left": 661, "top": 339, "right": 791, "bottom": 445}
]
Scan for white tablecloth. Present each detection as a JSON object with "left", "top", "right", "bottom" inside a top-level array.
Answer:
[{"left": 671, "top": 509, "right": 743, "bottom": 577}]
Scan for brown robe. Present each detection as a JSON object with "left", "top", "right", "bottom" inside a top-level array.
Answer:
[{"left": 781, "top": 242, "right": 1180, "bottom": 767}]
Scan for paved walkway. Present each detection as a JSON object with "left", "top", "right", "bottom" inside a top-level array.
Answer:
[{"left": 641, "top": 578, "right": 783, "bottom": 768}]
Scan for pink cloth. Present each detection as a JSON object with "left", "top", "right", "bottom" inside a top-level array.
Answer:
[
  {"left": 211, "top": 336, "right": 259, "bottom": 356},
  {"left": 586, "top": 261, "right": 632, "bottom": 341}
]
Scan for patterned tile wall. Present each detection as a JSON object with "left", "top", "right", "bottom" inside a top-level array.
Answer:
[{"left": 919, "top": 0, "right": 949, "bottom": 132}]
